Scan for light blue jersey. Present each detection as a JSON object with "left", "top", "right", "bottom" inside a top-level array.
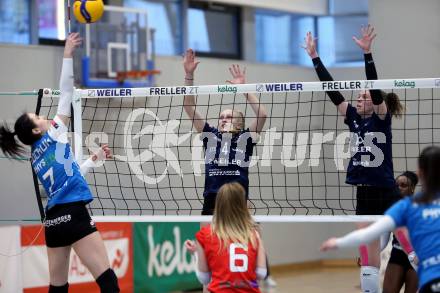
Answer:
[
  {"left": 31, "top": 117, "right": 93, "bottom": 210},
  {"left": 386, "top": 193, "right": 440, "bottom": 288}
]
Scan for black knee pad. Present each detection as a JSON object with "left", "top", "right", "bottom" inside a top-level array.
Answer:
[
  {"left": 96, "top": 269, "right": 120, "bottom": 293},
  {"left": 48, "top": 283, "right": 69, "bottom": 293}
]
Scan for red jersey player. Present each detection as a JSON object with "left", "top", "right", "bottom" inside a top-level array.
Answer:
[{"left": 185, "top": 182, "right": 267, "bottom": 292}]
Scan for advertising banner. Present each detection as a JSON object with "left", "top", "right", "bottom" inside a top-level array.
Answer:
[
  {"left": 22, "top": 223, "right": 133, "bottom": 293},
  {"left": 133, "top": 222, "right": 201, "bottom": 293},
  {"left": 0, "top": 225, "right": 22, "bottom": 293}
]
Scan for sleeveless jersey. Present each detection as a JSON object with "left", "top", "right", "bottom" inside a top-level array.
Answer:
[
  {"left": 202, "top": 123, "right": 255, "bottom": 197},
  {"left": 196, "top": 225, "right": 260, "bottom": 293},
  {"left": 344, "top": 104, "right": 395, "bottom": 187}
]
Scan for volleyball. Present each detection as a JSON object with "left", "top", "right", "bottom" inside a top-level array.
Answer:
[{"left": 73, "top": 0, "right": 104, "bottom": 24}]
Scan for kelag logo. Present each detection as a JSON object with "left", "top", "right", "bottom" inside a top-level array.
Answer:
[
  {"left": 217, "top": 85, "right": 237, "bottom": 94},
  {"left": 394, "top": 80, "right": 415, "bottom": 88},
  {"left": 134, "top": 222, "right": 199, "bottom": 292}
]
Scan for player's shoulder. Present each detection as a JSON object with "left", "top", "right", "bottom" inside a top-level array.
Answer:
[
  {"left": 51, "top": 115, "right": 68, "bottom": 129},
  {"left": 33, "top": 131, "right": 50, "bottom": 145},
  {"left": 203, "top": 122, "right": 218, "bottom": 133},
  {"left": 196, "top": 225, "right": 212, "bottom": 243},
  {"left": 346, "top": 103, "right": 358, "bottom": 116},
  {"left": 344, "top": 104, "right": 361, "bottom": 124},
  {"left": 394, "top": 195, "right": 413, "bottom": 208},
  {"left": 47, "top": 116, "right": 69, "bottom": 142}
]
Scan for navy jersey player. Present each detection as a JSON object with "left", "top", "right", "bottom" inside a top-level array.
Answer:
[
  {"left": 303, "top": 25, "right": 404, "bottom": 293},
  {"left": 0, "top": 33, "right": 119, "bottom": 293},
  {"left": 182, "top": 49, "right": 267, "bottom": 215},
  {"left": 321, "top": 146, "right": 440, "bottom": 293}
]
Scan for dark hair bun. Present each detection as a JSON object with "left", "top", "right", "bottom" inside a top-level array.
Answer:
[{"left": 400, "top": 171, "right": 418, "bottom": 186}]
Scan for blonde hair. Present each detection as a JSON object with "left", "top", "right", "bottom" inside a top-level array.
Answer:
[
  {"left": 232, "top": 110, "right": 245, "bottom": 131},
  {"left": 211, "top": 182, "right": 257, "bottom": 250}
]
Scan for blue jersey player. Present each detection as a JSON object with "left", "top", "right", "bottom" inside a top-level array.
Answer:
[
  {"left": 321, "top": 146, "right": 440, "bottom": 293},
  {"left": 0, "top": 33, "right": 119, "bottom": 293},
  {"left": 182, "top": 49, "right": 267, "bottom": 215}
]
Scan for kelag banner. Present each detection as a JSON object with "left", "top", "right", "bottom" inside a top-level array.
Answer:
[{"left": 134, "top": 222, "right": 201, "bottom": 293}]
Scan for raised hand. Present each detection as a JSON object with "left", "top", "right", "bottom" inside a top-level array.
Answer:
[
  {"left": 226, "top": 64, "right": 246, "bottom": 84},
  {"left": 183, "top": 49, "right": 200, "bottom": 78},
  {"left": 184, "top": 239, "right": 197, "bottom": 254},
  {"left": 320, "top": 237, "right": 339, "bottom": 251},
  {"left": 92, "top": 144, "right": 112, "bottom": 162},
  {"left": 353, "top": 24, "right": 377, "bottom": 54},
  {"left": 64, "top": 32, "right": 82, "bottom": 58},
  {"left": 301, "top": 31, "right": 318, "bottom": 59}
]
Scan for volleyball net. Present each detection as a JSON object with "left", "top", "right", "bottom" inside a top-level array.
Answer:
[{"left": 33, "top": 78, "right": 440, "bottom": 221}]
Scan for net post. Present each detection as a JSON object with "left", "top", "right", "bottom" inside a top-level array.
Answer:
[{"left": 72, "top": 88, "right": 83, "bottom": 163}]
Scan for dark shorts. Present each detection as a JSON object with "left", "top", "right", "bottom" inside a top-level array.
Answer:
[
  {"left": 44, "top": 202, "right": 97, "bottom": 248},
  {"left": 420, "top": 277, "right": 440, "bottom": 293},
  {"left": 356, "top": 185, "right": 401, "bottom": 215},
  {"left": 388, "top": 246, "right": 413, "bottom": 271},
  {"left": 202, "top": 192, "right": 248, "bottom": 215},
  {"left": 202, "top": 193, "right": 217, "bottom": 215}
]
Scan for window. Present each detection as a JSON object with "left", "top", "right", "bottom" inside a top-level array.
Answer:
[
  {"left": 188, "top": 2, "right": 241, "bottom": 59},
  {"left": 329, "top": 0, "right": 368, "bottom": 15},
  {"left": 318, "top": 0, "right": 369, "bottom": 65},
  {"left": 255, "top": 9, "right": 315, "bottom": 66},
  {"left": 124, "top": 0, "right": 182, "bottom": 56},
  {"left": 255, "top": 0, "right": 369, "bottom": 66},
  {"left": 38, "top": 0, "right": 66, "bottom": 42},
  {"left": 317, "top": 15, "right": 368, "bottom": 64},
  {"left": 0, "top": 0, "right": 30, "bottom": 44}
]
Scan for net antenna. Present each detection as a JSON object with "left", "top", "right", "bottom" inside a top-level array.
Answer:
[
  {"left": 67, "top": 0, "right": 72, "bottom": 34},
  {"left": 80, "top": 5, "right": 156, "bottom": 88}
]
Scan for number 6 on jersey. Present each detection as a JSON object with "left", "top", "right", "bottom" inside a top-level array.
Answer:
[{"left": 229, "top": 243, "right": 248, "bottom": 272}]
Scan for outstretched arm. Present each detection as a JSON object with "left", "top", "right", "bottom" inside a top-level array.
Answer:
[
  {"left": 80, "top": 144, "right": 112, "bottom": 176},
  {"left": 353, "top": 24, "right": 377, "bottom": 79},
  {"left": 302, "top": 32, "right": 348, "bottom": 117},
  {"left": 353, "top": 25, "right": 387, "bottom": 119},
  {"left": 321, "top": 216, "right": 396, "bottom": 251},
  {"left": 183, "top": 49, "right": 205, "bottom": 133},
  {"left": 185, "top": 240, "right": 211, "bottom": 285},
  {"left": 226, "top": 64, "right": 267, "bottom": 138},
  {"left": 56, "top": 33, "right": 82, "bottom": 126}
]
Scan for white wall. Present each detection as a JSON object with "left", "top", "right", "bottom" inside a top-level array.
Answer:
[
  {"left": 0, "top": 44, "right": 64, "bottom": 223},
  {"left": 0, "top": 0, "right": 439, "bottom": 266},
  {"left": 368, "top": 0, "right": 440, "bottom": 78}
]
